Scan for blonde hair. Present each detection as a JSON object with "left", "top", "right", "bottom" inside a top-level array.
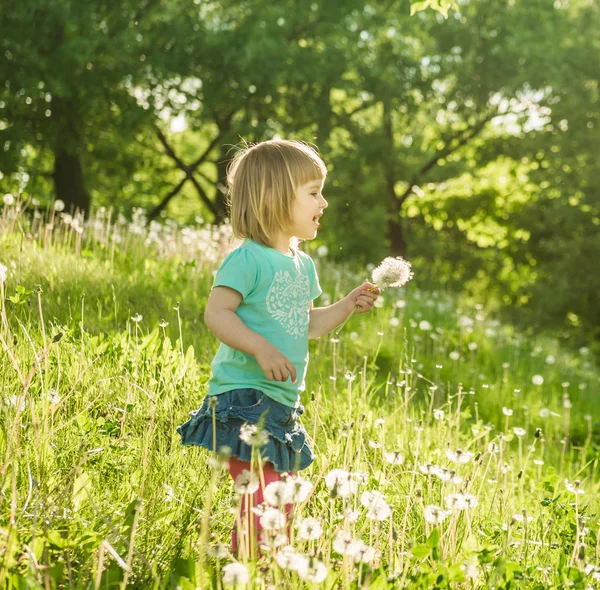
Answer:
[{"left": 226, "top": 139, "right": 327, "bottom": 248}]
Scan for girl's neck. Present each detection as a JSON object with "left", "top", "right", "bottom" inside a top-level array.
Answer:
[{"left": 272, "top": 233, "right": 294, "bottom": 256}]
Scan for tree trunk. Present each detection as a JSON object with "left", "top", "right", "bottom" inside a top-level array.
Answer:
[
  {"left": 52, "top": 149, "right": 91, "bottom": 215},
  {"left": 213, "top": 144, "right": 230, "bottom": 223},
  {"left": 387, "top": 215, "right": 407, "bottom": 257}
]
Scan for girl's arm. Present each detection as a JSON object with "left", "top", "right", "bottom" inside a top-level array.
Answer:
[
  {"left": 205, "top": 286, "right": 297, "bottom": 383},
  {"left": 308, "top": 282, "right": 380, "bottom": 339}
]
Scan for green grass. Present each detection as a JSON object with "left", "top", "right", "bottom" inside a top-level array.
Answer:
[{"left": 1, "top": 204, "right": 599, "bottom": 588}]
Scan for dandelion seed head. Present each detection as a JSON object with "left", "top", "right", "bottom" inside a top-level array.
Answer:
[
  {"left": 383, "top": 451, "right": 404, "bottom": 465},
  {"left": 449, "top": 351, "right": 460, "bottom": 361},
  {"left": 264, "top": 481, "right": 293, "bottom": 506},
  {"left": 424, "top": 504, "right": 449, "bottom": 524},
  {"left": 239, "top": 423, "right": 269, "bottom": 447},
  {"left": 222, "top": 562, "right": 249, "bottom": 586},
  {"left": 532, "top": 374, "right": 544, "bottom": 386},
  {"left": 513, "top": 427, "right": 526, "bottom": 437},
  {"left": 296, "top": 556, "right": 328, "bottom": 583},
  {"left": 260, "top": 507, "right": 286, "bottom": 530},
  {"left": 296, "top": 517, "right": 323, "bottom": 540},
  {"left": 371, "top": 256, "right": 414, "bottom": 289},
  {"left": 234, "top": 470, "right": 259, "bottom": 495},
  {"left": 433, "top": 409, "right": 445, "bottom": 421},
  {"left": 502, "top": 407, "right": 513, "bottom": 416}
]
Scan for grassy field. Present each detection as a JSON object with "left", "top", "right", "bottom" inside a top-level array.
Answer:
[{"left": 1, "top": 201, "right": 599, "bottom": 589}]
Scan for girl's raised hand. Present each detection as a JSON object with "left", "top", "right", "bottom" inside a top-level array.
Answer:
[{"left": 346, "top": 282, "right": 381, "bottom": 315}]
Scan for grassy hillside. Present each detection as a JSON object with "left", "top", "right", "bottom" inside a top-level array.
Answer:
[{"left": 1, "top": 204, "right": 599, "bottom": 588}]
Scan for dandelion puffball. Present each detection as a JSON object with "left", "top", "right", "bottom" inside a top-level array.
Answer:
[{"left": 371, "top": 256, "right": 414, "bottom": 290}]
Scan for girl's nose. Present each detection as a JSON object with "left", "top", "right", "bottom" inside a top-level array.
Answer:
[{"left": 320, "top": 195, "right": 328, "bottom": 209}]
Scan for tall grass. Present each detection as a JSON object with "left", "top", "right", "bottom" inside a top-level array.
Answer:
[{"left": 1, "top": 197, "right": 599, "bottom": 588}]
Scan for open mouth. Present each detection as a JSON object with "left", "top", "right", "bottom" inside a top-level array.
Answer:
[{"left": 313, "top": 215, "right": 322, "bottom": 226}]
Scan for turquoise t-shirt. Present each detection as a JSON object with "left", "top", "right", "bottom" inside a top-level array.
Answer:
[{"left": 207, "top": 239, "right": 322, "bottom": 407}]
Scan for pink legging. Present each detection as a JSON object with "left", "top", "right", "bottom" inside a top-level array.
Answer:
[{"left": 227, "top": 456, "right": 292, "bottom": 554}]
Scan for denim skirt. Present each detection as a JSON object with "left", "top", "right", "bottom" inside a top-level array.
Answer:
[{"left": 176, "top": 388, "right": 315, "bottom": 473}]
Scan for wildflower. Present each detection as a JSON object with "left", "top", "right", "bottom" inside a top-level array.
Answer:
[
  {"left": 53, "top": 200, "right": 65, "bottom": 212},
  {"left": 324, "top": 469, "right": 357, "bottom": 498},
  {"left": 296, "top": 556, "right": 328, "bottom": 583},
  {"left": 234, "top": 470, "right": 259, "bottom": 495},
  {"left": 513, "top": 427, "right": 526, "bottom": 437},
  {"left": 488, "top": 442, "right": 499, "bottom": 454},
  {"left": 275, "top": 546, "right": 303, "bottom": 570},
  {"left": 512, "top": 512, "right": 534, "bottom": 523},
  {"left": 260, "top": 530, "right": 287, "bottom": 549},
  {"left": 317, "top": 245, "right": 328, "bottom": 257},
  {"left": 3, "top": 193, "right": 14, "bottom": 206},
  {"left": 0, "top": 263, "right": 7, "bottom": 285},
  {"left": 371, "top": 256, "right": 414, "bottom": 289},
  {"left": 208, "top": 544, "right": 229, "bottom": 558},
  {"left": 533, "top": 459, "right": 544, "bottom": 466},
  {"left": 159, "top": 320, "right": 169, "bottom": 328},
  {"left": 46, "top": 388, "right": 60, "bottom": 404},
  {"left": 264, "top": 481, "right": 293, "bottom": 506},
  {"left": 565, "top": 480, "right": 584, "bottom": 495},
  {"left": 419, "top": 320, "right": 432, "bottom": 331},
  {"left": 545, "top": 355, "right": 556, "bottom": 365},
  {"left": 532, "top": 375, "right": 544, "bottom": 386},
  {"left": 345, "top": 371, "right": 356, "bottom": 382},
  {"left": 468, "top": 342, "right": 478, "bottom": 351},
  {"left": 374, "top": 418, "right": 385, "bottom": 427},
  {"left": 296, "top": 517, "right": 323, "bottom": 541},
  {"left": 445, "top": 493, "right": 478, "bottom": 511},
  {"left": 433, "top": 409, "right": 445, "bottom": 421},
  {"left": 361, "top": 491, "right": 392, "bottom": 520},
  {"left": 383, "top": 451, "right": 404, "bottom": 465},
  {"left": 419, "top": 463, "right": 440, "bottom": 476},
  {"left": 424, "top": 504, "right": 449, "bottom": 524},
  {"left": 260, "top": 507, "right": 286, "bottom": 530},
  {"left": 222, "top": 562, "right": 249, "bottom": 585},
  {"left": 350, "top": 331, "right": 359, "bottom": 340},
  {"left": 239, "top": 423, "right": 269, "bottom": 447},
  {"left": 389, "top": 317, "right": 400, "bottom": 327},
  {"left": 449, "top": 351, "right": 460, "bottom": 361},
  {"left": 579, "top": 347, "right": 589, "bottom": 356},
  {"left": 502, "top": 407, "right": 513, "bottom": 416},
  {"left": 446, "top": 449, "right": 473, "bottom": 464},
  {"left": 353, "top": 540, "right": 376, "bottom": 563},
  {"left": 333, "top": 531, "right": 359, "bottom": 556},
  {"left": 287, "top": 475, "right": 313, "bottom": 503},
  {"left": 131, "top": 314, "right": 143, "bottom": 323},
  {"left": 395, "top": 299, "right": 406, "bottom": 308}
]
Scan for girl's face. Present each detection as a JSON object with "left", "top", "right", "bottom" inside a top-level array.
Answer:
[{"left": 288, "top": 178, "right": 328, "bottom": 241}]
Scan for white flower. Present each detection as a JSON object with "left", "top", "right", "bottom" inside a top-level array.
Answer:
[
  {"left": 234, "top": 470, "right": 259, "bottom": 495},
  {"left": 287, "top": 475, "right": 313, "bottom": 503},
  {"left": 395, "top": 299, "right": 406, "bottom": 308},
  {"left": 333, "top": 531, "right": 359, "bottom": 556},
  {"left": 317, "top": 245, "right": 328, "bottom": 257},
  {"left": 419, "top": 463, "right": 440, "bottom": 476},
  {"left": 565, "top": 480, "right": 584, "bottom": 495},
  {"left": 275, "top": 546, "right": 303, "bottom": 570},
  {"left": 371, "top": 256, "right": 414, "bottom": 289},
  {"left": 324, "top": 469, "right": 357, "bottom": 498},
  {"left": 264, "top": 481, "right": 293, "bottom": 506},
  {"left": 532, "top": 375, "right": 544, "bottom": 386},
  {"left": 222, "top": 562, "right": 249, "bottom": 586},
  {"left": 389, "top": 317, "right": 400, "bottom": 327},
  {"left": 449, "top": 351, "right": 460, "bottom": 361},
  {"left": 53, "top": 200, "right": 65, "bottom": 212},
  {"left": 468, "top": 342, "right": 478, "bottom": 351},
  {"left": 512, "top": 512, "right": 534, "bottom": 523},
  {"left": 513, "top": 427, "right": 526, "bottom": 437},
  {"left": 296, "top": 556, "right": 328, "bottom": 583},
  {"left": 446, "top": 449, "right": 473, "bottom": 464},
  {"left": 239, "top": 423, "right": 269, "bottom": 447},
  {"left": 259, "top": 530, "right": 287, "bottom": 549},
  {"left": 424, "top": 504, "right": 449, "bottom": 524},
  {"left": 579, "top": 346, "right": 589, "bottom": 356},
  {"left": 383, "top": 451, "right": 404, "bottom": 465},
  {"left": 419, "top": 320, "right": 432, "bottom": 331},
  {"left": 533, "top": 458, "right": 544, "bottom": 466},
  {"left": 350, "top": 331, "right": 359, "bottom": 340},
  {"left": 260, "top": 507, "right": 286, "bottom": 530},
  {"left": 0, "top": 263, "right": 7, "bottom": 285},
  {"left": 361, "top": 491, "right": 392, "bottom": 520},
  {"left": 131, "top": 314, "right": 143, "bottom": 323},
  {"left": 445, "top": 493, "right": 478, "bottom": 510},
  {"left": 433, "top": 409, "right": 445, "bottom": 421},
  {"left": 296, "top": 517, "right": 323, "bottom": 540},
  {"left": 208, "top": 543, "right": 229, "bottom": 558},
  {"left": 345, "top": 371, "right": 356, "bottom": 382},
  {"left": 3, "top": 193, "right": 14, "bottom": 206},
  {"left": 488, "top": 443, "right": 499, "bottom": 454},
  {"left": 545, "top": 355, "right": 556, "bottom": 365},
  {"left": 353, "top": 540, "right": 376, "bottom": 563},
  {"left": 502, "top": 407, "right": 513, "bottom": 416},
  {"left": 47, "top": 388, "right": 61, "bottom": 405}
]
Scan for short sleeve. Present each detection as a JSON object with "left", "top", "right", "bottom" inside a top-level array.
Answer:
[
  {"left": 212, "top": 247, "right": 259, "bottom": 299},
  {"left": 306, "top": 255, "right": 322, "bottom": 301}
]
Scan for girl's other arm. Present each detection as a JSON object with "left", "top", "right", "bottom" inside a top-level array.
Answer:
[
  {"left": 308, "top": 282, "right": 380, "bottom": 339},
  {"left": 204, "top": 287, "right": 297, "bottom": 383}
]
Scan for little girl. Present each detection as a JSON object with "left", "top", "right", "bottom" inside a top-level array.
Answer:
[{"left": 176, "top": 139, "right": 380, "bottom": 552}]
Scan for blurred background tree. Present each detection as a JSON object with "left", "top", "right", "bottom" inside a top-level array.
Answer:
[{"left": 1, "top": 0, "right": 598, "bottom": 349}]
